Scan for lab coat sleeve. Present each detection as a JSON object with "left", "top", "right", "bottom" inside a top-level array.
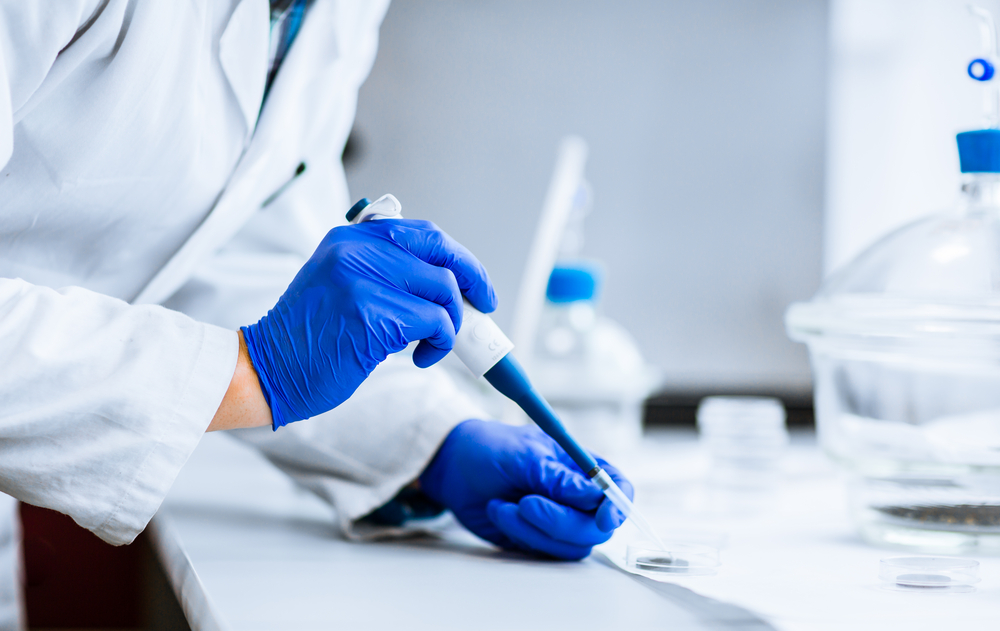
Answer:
[
  {"left": 0, "top": 0, "right": 106, "bottom": 168},
  {"left": 0, "top": 278, "right": 237, "bottom": 546}
]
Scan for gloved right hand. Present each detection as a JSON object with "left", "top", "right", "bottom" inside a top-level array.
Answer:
[{"left": 241, "top": 218, "right": 497, "bottom": 429}]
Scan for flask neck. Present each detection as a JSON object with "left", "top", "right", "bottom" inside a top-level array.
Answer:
[{"left": 961, "top": 173, "right": 1000, "bottom": 209}]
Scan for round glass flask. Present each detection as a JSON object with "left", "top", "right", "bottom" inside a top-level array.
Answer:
[{"left": 787, "top": 136, "right": 1000, "bottom": 552}]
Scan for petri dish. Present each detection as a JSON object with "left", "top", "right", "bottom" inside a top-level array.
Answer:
[
  {"left": 878, "top": 556, "right": 980, "bottom": 593},
  {"left": 627, "top": 541, "right": 721, "bottom": 577}
]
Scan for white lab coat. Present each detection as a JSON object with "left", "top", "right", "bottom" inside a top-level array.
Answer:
[{"left": 0, "top": 1, "right": 485, "bottom": 626}]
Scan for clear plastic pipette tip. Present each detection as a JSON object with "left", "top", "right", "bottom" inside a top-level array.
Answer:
[{"left": 592, "top": 469, "right": 667, "bottom": 552}]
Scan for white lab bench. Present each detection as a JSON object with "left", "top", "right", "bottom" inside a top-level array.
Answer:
[{"left": 152, "top": 429, "right": 1000, "bottom": 631}]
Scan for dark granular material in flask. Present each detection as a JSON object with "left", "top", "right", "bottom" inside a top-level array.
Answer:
[{"left": 877, "top": 504, "right": 1000, "bottom": 531}]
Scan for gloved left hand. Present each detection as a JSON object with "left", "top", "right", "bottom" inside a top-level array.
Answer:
[{"left": 419, "top": 419, "right": 633, "bottom": 560}]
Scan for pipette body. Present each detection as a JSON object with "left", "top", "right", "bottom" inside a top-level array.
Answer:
[
  {"left": 347, "top": 194, "right": 665, "bottom": 551},
  {"left": 483, "top": 355, "right": 666, "bottom": 551}
]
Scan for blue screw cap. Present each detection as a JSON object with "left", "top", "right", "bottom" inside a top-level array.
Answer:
[
  {"left": 969, "top": 58, "right": 996, "bottom": 81},
  {"left": 345, "top": 198, "right": 372, "bottom": 222},
  {"left": 957, "top": 130, "right": 1000, "bottom": 172},
  {"left": 546, "top": 261, "right": 604, "bottom": 303}
]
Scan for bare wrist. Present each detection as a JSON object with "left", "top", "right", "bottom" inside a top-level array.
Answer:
[{"left": 207, "top": 330, "right": 272, "bottom": 432}]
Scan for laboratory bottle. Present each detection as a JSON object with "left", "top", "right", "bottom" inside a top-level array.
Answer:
[{"left": 530, "top": 261, "right": 658, "bottom": 456}]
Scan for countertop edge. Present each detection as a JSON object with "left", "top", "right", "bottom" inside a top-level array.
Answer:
[{"left": 148, "top": 513, "right": 226, "bottom": 631}]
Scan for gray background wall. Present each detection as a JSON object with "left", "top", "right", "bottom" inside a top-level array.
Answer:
[{"left": 345, "top": 0, "right": 827, "bottom": 395}]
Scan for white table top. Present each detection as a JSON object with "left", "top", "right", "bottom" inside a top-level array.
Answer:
[{"left": 153, "top": 429, "right": 1000, "bottom": 631}]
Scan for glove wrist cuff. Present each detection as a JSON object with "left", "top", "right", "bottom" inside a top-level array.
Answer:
[{"left": 240, "top": 323, "right": 295, "bottom": 430}]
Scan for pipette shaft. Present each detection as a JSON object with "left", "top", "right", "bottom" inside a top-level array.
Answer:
[{"left": 484, "top": 355, "right": 666, "bottom": 551}]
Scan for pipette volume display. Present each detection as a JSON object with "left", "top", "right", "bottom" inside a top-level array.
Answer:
[{"left": 348, "top": 195, "right": 665, "bottom": 552}]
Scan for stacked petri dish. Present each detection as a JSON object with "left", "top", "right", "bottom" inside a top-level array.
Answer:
[
  {"left": 878, "top": 556, "right": 980, "bottom": 593},
  {"left": 697, "top": 396, "right": 789, "bottom": 488}
]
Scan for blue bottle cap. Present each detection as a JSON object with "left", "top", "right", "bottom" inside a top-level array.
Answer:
[
  {"left": 957, "top": 130, "right": 1000, "bottom": 173},
  {"left": 969, "top": 58, "right": 996, "bottom": 81},
  {"left": 546, "top": 262, "right": 604, "bottom": 303}
]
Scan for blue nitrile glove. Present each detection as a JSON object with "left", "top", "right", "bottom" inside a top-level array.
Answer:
[
  {"left": 419, "top": 419, "right": 634, "bottom": 561},
  {"left": 241, "top": 219, "right": 497, "bottom": 429}
]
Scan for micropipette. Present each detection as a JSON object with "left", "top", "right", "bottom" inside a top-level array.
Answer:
[{"left": 347, "top": 194, "right": 666, "bottom": 552}]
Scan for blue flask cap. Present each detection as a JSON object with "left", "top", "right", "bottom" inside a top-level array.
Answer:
[
  {"left": 546, "top": 262, "right": 604, "bottom": 304},
  {"left": 957, "top": 129, "right": 1000, "bottom": 173}
]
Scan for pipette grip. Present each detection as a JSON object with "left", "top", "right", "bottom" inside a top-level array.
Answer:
[{"left": 453, "top": 301, "right": 515, "bottom": 379}]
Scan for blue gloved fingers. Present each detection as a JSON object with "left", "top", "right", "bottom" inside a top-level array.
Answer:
[
  {"left": 522, "top": 454, "right": 606, "bottom": 512},
  {"left": 400, "top": 261, "right": 463, "bottom": 335},
  {"left": 594, "top": 459, "right": 634, "bottom": 532},
  {"left": 544, "top": 444, "right": 635, "bottom": 531},
  {"left": 486, "top": 499, "right": 593, "bottom": 561},
  {"left": 516, "top": 495, "right": 616, "bottom": 547},
  {"left": 400, "top": 260, "right": 462, "bottom": 367},
  {"left": 412, "top": 340, "right": 448, "bottom": 368},
  {"left": 380, "top": 219, "right": 498, "bottom": 314},
  {"left": 408, "top": 310, "right": 458, "bottom": 368},
  {"left": 388, "top": 290, "right": 458, "bottom": 368}
]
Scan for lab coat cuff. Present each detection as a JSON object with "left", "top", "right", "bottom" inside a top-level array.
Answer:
[{"left": 94, "top": 324, "right": 238, "bottom": 545}]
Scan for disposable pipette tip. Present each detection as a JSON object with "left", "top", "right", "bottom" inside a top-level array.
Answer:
[{"left": 592, "top": 469, "right": 667, "bottom": 552}]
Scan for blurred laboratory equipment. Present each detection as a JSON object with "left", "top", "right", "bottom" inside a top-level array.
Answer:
[
  {"left": 500, "top": 137, "right": 589, "bottom": 426},
  {"left": 502, "top": 137, "right": 659, "bottom": 453},
  {"left": 697, "top": 396, "right": 789, "bottom": 488},
  {"left": 786, "top": 6, "right": 1000, "bottom": 553},
  {"left": 532, "top": 262, "right": 660, "bottom": 455},
  {"left": 349, "top": 4, "right": 825, "bottom": 397},
  {"left": 878, "top": 556, "right": 980, "bottom": 593},
  {"left": 509, "top": 136, "right": 589, "bottom": 364}
]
